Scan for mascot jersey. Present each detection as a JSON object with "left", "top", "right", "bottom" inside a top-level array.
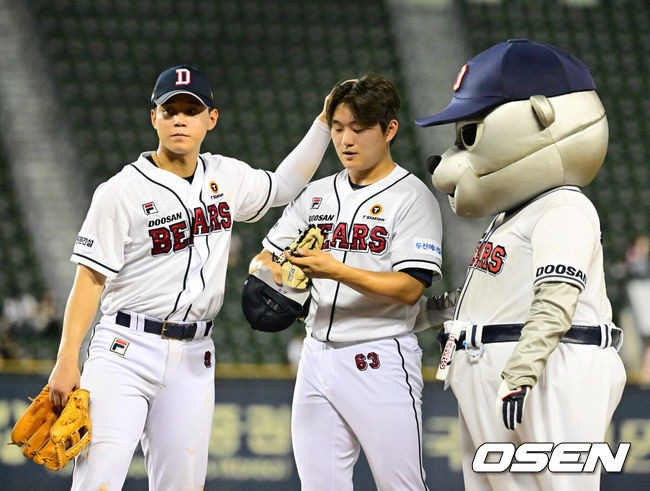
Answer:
[{"left": 454, "top": 185, "right": 612, "bottom": 326}]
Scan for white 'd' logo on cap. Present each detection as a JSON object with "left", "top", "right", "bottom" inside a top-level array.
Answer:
[{"left": 175, "top": 68, "right": 191, "bottom": 86}]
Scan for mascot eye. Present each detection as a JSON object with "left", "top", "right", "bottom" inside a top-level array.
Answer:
[{"left": 458, "top": 122, "right": 484, "bottom": 151}]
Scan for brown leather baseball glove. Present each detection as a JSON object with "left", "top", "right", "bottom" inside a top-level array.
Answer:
[{"left": 9, "top": 384, "right": 92, "bottom": 470}]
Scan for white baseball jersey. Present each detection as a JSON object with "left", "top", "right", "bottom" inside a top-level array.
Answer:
[
  {"left": 263, "top": 164, "right": 442, "bottom": 490},
  {"left": 263, "top": 164, "right": 443, "bottom": 342},
  {"left": 447, "top": 186, "right": 625, "bottom": 491},
  {"left": 453, "top": 185, "right": 611, "bottom": 325},
  {"left": 72, "top": 151, "right": 276, "bottom": 322}
]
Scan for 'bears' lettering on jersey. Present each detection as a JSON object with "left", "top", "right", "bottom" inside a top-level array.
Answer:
[
  {"left": 313, "top": 222, "right": 389, "bottom": 254},
  {"left": 149, "top": 203, "right": 232, "bottom": 256},
  {"left": 469, "top": 240, "right": 507, "bottom": 275}
]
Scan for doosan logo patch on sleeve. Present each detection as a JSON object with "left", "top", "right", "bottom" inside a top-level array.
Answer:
[
  {"left": 110, "top": 338, "right": 129, "bottom": 356},
  {"left": 414, "top": 238, "right": 442, "bottom": 257}
]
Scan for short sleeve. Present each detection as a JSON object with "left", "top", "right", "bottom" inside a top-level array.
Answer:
[
  {"left": 262, "top": 190, "right": 309, "bottom": 255},
  {"left": 390, "top": 185, "right": 443, "bottom": 280},
  {"left": 71, "top": 182, "right": 130, "bottom": 278},
  {"left": 531, "top": 205, "right": 598, "bottom": 291},
  {"left": 232, "top": 162, "right": 277, "bottom": 223}
]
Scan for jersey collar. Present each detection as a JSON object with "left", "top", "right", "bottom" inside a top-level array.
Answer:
[
  {"left": 133, "top": 152, "right": 203, "bottom": 191},
  {"left": 341, "top": 163, "right": 407, "bottom": 192}
]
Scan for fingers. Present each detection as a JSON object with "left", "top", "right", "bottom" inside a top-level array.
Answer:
[
  {"left": 49, "top": 386, "right": 70, "bottom": 411},
  {"left": 496, "top": 396, "right": 515, "bottom": 430},
  {"left": 48, "top": 389, "right": 57, "bottom": 407},
  {"left": 502, "top": 398, "right": 521, "bottom": 430},
  {"left": 272, "top": 269, "right": 283, "bottom": 285},
  {"left": 495, "top": 383, "right": 529, "bottom": 431},
  {"left": 505, "top": 399, "right": 516, "bottom": 430},
  {"left": 286, "top": 248, "right": 315, "bottom": 265},
  {"left": 50, "top": 378, "right": 79, "bottom": 409},
  {"left": 318, "top": 92, "right": 333, "bottom": 123},
  {"left": 320, "top": 79, "right": 358, "bottom": 122},
  {"left": 295, "top": 248, "right": 319, "bottom": 257},
  {"left": 48, "top": 363, "right": 80, "bottom": 411},
  {"left": 285, "top": 249, "right": 338, "bottom": 280},
  {"left": 266, "top": 262, "right": 283, "bottom": 285}
]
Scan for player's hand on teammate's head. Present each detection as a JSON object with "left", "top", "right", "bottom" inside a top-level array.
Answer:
[
  {"left": 496, "top": 380, "right": 530, "bottom": 431},
  {"left": 319, "top": 78, "right": 359, "bottom": 125}
]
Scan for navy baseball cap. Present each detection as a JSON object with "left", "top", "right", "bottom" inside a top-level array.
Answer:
[
  {"left": 415, "top": 39, "right": 595, "bottom": 127},
  {"left": 151, "top": 65, "right": 214, "bottom": 108}
]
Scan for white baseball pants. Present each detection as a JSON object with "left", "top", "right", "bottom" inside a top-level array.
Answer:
[
  {"left": 71, "top": 318, "right": 215, "bottom": 491},
  {"left": 292, "top": 333, "right": 429, "bottom": 491},
  {"left": 450, "top": 342, "right": 626, "bottom": 491}
]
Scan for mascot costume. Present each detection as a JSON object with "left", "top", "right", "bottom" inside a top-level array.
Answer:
[{"left": 416, "top": 39, "right": 626, "bottom": 490}]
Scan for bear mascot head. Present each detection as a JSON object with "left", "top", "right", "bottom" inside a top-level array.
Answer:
[{"left": 415, "top": 39, "right": 607, "bottom": 217}]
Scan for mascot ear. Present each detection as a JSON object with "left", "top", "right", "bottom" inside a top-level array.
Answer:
[{"left": 530, "top": 95, "right": 555, "bottom": 128}]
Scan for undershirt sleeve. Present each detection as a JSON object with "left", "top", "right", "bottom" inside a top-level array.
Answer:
[
  {"left": 271, "top": 119, "right": 331, "bottom": 206},
  {"left": 501, "top": 281, "right": 580, "bottom": 389},
  {"left": 402, "top": 268, "right": 433, "bottom": 287}
]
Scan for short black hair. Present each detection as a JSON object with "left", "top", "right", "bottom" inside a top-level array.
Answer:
[{"left": 326, "top": 74, "right": 400, "bottom": 143}]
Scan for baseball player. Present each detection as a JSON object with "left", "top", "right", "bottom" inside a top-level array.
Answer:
[
  {"left": 416, "top": 40, "right": 626, "bottom": 490},
  {"left": 249, "top": 75, "right": 443, "bottom": 490},
  {"left": 46, "top": 65, "right": 332, "bottom": 490}
]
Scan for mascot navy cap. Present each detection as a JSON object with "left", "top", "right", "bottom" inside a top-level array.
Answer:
[
  {"left": 415, "top": 39, "right": 595, "bottom": 127},
  {"left": 151, "top": 65, "right": 214, "bottom": 108}
]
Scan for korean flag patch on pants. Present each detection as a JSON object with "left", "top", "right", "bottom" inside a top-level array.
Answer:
[{"left": 110, "top": 338, "right": 129, "bottom": 356}]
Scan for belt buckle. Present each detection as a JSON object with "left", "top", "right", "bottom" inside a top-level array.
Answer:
[{"left": 161, "top": 321, "right": 183, "bottom": 339}]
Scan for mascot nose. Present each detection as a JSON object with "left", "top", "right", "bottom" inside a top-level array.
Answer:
[{"left": 426, "top": 155, "right": 442, "bottom": 175}]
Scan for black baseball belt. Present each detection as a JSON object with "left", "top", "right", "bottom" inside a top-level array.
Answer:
[
  {"left": 437, "top": 323, "right": 622, "bottom": 350},
  {"left": 115, "top": 311, "right": 213, "bottom": 340}
]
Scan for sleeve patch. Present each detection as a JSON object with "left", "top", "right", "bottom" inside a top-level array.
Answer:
[
  {"left": 413, "top": 238, "right": 442, "bottom": 257},
  {"left": 534, "top": 264, "right": 587, "bottom": 288},
  {"left": 75, "top": 234, "right": 97, "bottom": 253}
]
